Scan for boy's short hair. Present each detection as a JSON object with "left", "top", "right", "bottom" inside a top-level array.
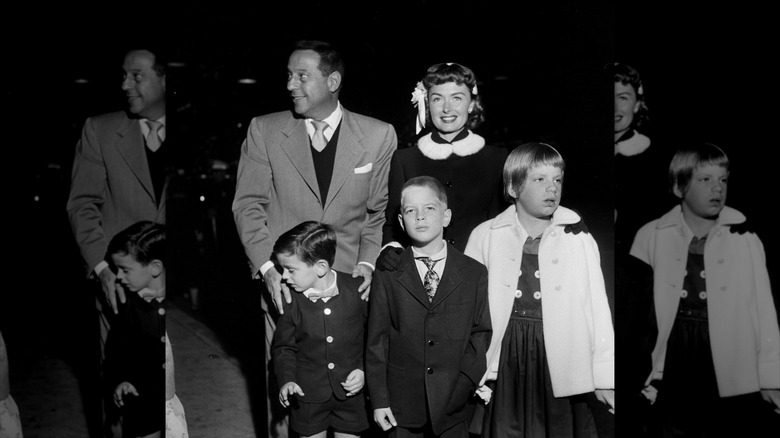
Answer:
[
  {"left": 107, "top": 221, "right": 166, "bottom": 266},
  {"left": 273, "top": 221, "right": 337, "bottom": 267},
  {"left": 669, "top": 142, "right": 729, "bottom": 194},
  {"left": 400, "top": 175, "right": 448, "bottom": 207},
  {"left": 503, "top": 142, "right": 565, "bottom": 202}
]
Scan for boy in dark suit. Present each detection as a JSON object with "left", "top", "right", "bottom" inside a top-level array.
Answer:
[
  {"left": 104, "top": 221, "right": 169, "bottom": 438},
  {"left": 271, "top": 221, "right": 370, "bottom": 438},
  {"left": 366, "top": 176, "right": 492, "bottom": 438}
]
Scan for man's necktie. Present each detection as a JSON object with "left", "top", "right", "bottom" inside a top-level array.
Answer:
[
  {"left": 311, "top": 120, "right": 328, "bottom": 152},
  {"left": 418, "top": 257, "right": 441, "bottom": 302},
  {"left": 145, "top": 119, "right": 163, "bottom": 152}
]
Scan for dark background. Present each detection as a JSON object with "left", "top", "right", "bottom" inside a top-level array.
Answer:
[
  {"left": 3, "top": 1, "right": 617, "bottom": 331},
  {"left": 2, "top": 0, "right": 778, "bottom": 435}
]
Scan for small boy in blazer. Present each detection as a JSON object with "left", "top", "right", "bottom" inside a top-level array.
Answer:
[
  {"left": 271, "top": 221, "right": 370, "bottom": 438},
  {"left": 366, "top": 176, "right": 492, "bottom": 438}
]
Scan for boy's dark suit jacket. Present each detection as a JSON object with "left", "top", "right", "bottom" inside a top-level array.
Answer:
[
  {"left": 103, "top": 292, "right": 165, "bottom": 433},
  {"left": 272, "top": 271, "right": 368, "bottom": 403},
  {"left": 366, "top": 244, "right": 492, "bottom": 435}
]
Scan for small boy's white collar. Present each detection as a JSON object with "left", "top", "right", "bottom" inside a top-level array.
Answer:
[{"left": 302, "top": 270, "right": 339, "bottom": 302}]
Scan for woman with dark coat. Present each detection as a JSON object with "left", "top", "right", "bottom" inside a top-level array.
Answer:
[{"left": 381, "top": 62, "right": 507, "bottom": 256}]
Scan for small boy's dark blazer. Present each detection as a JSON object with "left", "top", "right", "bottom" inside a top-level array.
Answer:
[
  {"left": 366, "top": 243, "right": 492, "bottom": 435},
  {"left": 272, "top": 271, "right": 368, "bottom": 403},
  {"left": 103, "top": 292, "right": 166, "bottom": 433}
]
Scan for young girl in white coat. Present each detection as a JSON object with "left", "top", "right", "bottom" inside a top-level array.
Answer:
[
  {"left": 630, "top": 143, "right": 780, "bottom": 436},
  {"left": 465, "top": 142, "right": 614, "bottom": 437}
]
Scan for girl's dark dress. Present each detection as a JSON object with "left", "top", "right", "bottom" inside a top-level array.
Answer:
[
  {"left": 652, "top": 235, "right": 718, "bottom": 437},
  {"left": 482, "top": 237, "right": 597, "bottom": 438}
]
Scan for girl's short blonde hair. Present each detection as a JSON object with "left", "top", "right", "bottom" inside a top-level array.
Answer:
[
  {"left": 503, "top": 142, "right": 565, "bottom": 202},
  {"left": 669, "top": 143, "right": 729, "bottom": 195}
]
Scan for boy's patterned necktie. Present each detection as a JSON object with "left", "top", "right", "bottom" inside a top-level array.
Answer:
[{"left": 418, "top": 257, "right": 441, "bottom": 302}]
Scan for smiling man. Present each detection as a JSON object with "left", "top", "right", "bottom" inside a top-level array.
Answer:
[
  {"left": 232, "top": 39, "right": 397, "bottom": 437},
  {"left": 67, "top": 47, "right": 168, "bottom": 437}
]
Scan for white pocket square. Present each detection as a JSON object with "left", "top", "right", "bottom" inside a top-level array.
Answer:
[{"left": 354, "top": 163, "right": 373, "bottom": 174}]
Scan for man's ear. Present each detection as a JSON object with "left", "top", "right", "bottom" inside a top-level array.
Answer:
[{"left": 328, "top": 71, "right": 342, "bottom": 93}]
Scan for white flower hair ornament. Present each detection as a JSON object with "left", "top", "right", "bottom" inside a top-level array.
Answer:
[{"left": 411, "top": 81, "right": 427, "bottom": 134}]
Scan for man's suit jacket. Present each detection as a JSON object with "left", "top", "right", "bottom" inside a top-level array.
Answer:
[
  {"left": 366, "top": 244, "right": 492, "bottom": 435},
  {"left": 232, "top": 108, "right": 397, "bottom": 277},
  {"left": 67, "top": 111, "right": 166, "bottom": 276}
]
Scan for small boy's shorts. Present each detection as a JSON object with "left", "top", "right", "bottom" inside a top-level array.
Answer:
[{"left": 290, "top": 393, "right": 369, "bottom": 436}]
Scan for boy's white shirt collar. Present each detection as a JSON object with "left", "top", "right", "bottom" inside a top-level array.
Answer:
[
  {"left": 305, "top": 102, "right": 342, "bottom": 142},
  {"left": 411, "top": 241, "right": 448, "bottom": 282},
  {"left": 302, "top": 269, "right": 339, "bottom": 303},
  {"left": 411, "top": 241, "right": 448, "bottom": 260},
  {"left": 137, "top": 287, "right": 166, "bottom": 303}
]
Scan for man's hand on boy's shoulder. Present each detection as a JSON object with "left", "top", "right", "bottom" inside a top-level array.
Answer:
[
  {"left": 354, "top": 264, "right": 373, "bottom": 300},
  {"left": 376, "top": 245, "right": 404, "bottom": 271},
  {"left": 264, "top": 267, "right": 291, "bottom": 314}
]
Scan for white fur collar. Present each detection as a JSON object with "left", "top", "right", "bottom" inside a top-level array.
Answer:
[
  {"left": 417, "top": 131, "right": 486, "bottom": 160},
  {"left": 615, "top": 130, "right": 651, "bottom": 157}
]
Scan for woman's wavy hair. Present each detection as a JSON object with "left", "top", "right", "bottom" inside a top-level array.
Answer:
[
  {"left": 612, "top": 62, "right": 649, "bottom": 129},
  {"left": 422, "top": 62, "right": 485, "bottom": 130}
]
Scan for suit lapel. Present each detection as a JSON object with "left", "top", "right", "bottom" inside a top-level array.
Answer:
[
  {"left": 114, "top": 116, "right": 155, "bottom": 200},
  {"left": 323, "top": 109, "right": 363, "bottom": 212},
  {"left": 430, "top": 245, "right": 464, "bottom": 309},
  {"left": 280, "top": 116, "right": 322, "bottom": 204},
  {"left": 395, "top": 250, "right": 431, "bottom": 308}
]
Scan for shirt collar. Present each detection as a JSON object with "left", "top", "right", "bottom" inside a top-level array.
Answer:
[
  {"left": 411, "top": 241, "right": 448, "bottom": 261},
  {"left": 306, "top": 102, "right": 342, "bottom": 136},
  {"left": 140, "top": 115, "right": 166, "bottom": 141},
  {"left": 302, "top": 270, "right": 339, "bottom": 301}
]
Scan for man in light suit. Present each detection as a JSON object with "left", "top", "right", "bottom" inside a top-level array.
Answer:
[
  {"left": 232, "top": 40, "right": 397, "bottom": 437},
  {"left": 67, "top": 47, "right": 167, "bottom": 438}
]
